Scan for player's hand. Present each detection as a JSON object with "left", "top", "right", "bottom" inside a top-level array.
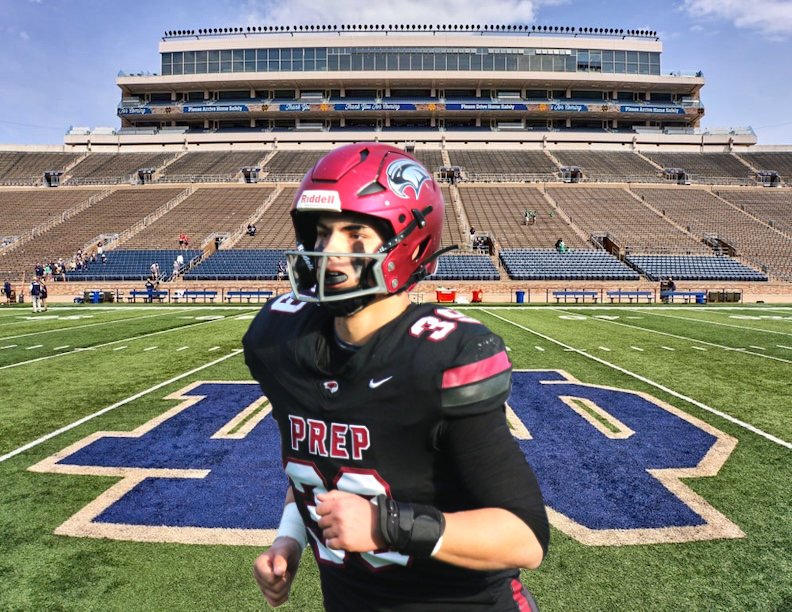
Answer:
[
  {"left": 316, "top": 489, "right": 387, "bottom": 552},
  {"left": 253, "top": 537, "right": 303, "bottom": 608}
]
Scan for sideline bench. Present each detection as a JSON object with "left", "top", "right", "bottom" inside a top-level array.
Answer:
[
  {"left": 607, "top": 290, "right": 654, "bottom": 303},
  {"left": 225, "top": 290, "right": 273, "bottom": 303},
  {"left": 553, "top": 290, "right": 598, "bottom": 303},
  {"left": 179, "top": 290, "right": 217, "bottom": 303},
  {"left": 661, "top": 291, "right": 707, "bottom": 304},
  {"left": 127, "top": 290, "right": 168, "bottom": 303}
]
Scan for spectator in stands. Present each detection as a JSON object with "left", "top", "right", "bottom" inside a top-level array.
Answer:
[
  {"left": 470, "top": 227, "right": 476, "bottom": 238},
  {"left": 35, "top": 263, "right": 44, "bottom": 279},
  {"left": 183, "top": 234, "right": 190, "bottom": 249},
  {"left": 173, "top": 259, "right": 180, "bottom": 278},
  {"left": 179, "top": 234, "right": 187, "bottom": 249},
  {"left": 524, "top": 209, "right": 530, "bottom": 225},
  {"left": 247, "top": 223, "right": 257, "bottom": 237},
  {"left": 177, "top": 253, "right": 184, "bottom": 268},
  {"left": 277, "top": 260, "right": 287, "bottom": 281},
  {"left": 30, "top": 277, "right": 42, "bottom": 313},
  {"left": 555, "top": 239, "right": 565, "bottom": 253},
  {"left": 145, "top": 277, "right": 155, "bottom": 303},
  {"left": 44, "top": 263, "right": 52, "bottom": 281},
  {"left": 667, "top": 276, "right": 676, "bottom": 292},
  {"left": 39, "top": 279, "right": 48, "bottom": 311},
  {"left": 3, "top": 280, "right": 12, "bottom": 305},
  {"left": 97, "top": 241, "right": 103, "bottom": 257},
  {"left": 101, "top": 252, "right": 108, "bottom": 265},
  {"left": 150, "top": 262, "right": 160, "bottom": 281}
]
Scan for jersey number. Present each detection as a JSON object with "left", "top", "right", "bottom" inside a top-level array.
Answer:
[{"left": 284, "top": 459, "right": 410, "bottom": 570}]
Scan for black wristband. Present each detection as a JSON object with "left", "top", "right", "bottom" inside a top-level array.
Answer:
[{"left": 376, "top": 495, "right": 446, "bottom": 558}]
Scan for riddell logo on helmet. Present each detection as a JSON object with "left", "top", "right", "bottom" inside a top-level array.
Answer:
[{"left": 297, "top": 190, "right": 342, "bottom": 212}]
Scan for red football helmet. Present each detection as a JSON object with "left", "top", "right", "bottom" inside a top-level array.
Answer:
[{"left": 286, "top": 143, "right": 448, "bottom": 315}]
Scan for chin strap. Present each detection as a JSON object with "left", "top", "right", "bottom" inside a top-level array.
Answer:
[{"left": 398, "top": 244, "right": 459, "bottom": 293}]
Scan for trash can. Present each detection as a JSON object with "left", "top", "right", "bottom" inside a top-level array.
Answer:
[
  {"left": 695, "top": 293, "right": 705, "bottom": 304},
  {"left": 92, "top": 291, "right": 100, "bottom": 304},
  {"left": 472, "top": 289, "right": 484, "bottom": 303},
  {"left": 515, "top": 290, "right": 525, "bottom": 304}
]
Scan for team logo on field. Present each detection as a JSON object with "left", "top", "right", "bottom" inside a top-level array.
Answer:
[{"left": 29, "top": 373, "right": 743, "bottom": 547}]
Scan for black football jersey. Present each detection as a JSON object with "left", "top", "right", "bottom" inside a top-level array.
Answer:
[{"left": 243, "top": 294, "right": 523, "bottom": 611}]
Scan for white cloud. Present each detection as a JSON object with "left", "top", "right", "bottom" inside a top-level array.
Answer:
[
  {"left": 689, "top": 24, "right": 704, "bottom": 31},
  {"left": 240, "top": 0, "right": 565, "bottom": 27},
  {"left": 19, "top": 31, "right": 30, "bottom": 41},
  {"left": 682, "top": 0, "right": 792, "bottom": 38}
]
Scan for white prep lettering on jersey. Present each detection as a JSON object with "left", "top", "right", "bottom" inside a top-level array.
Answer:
[{"left": 290, "top": 415, "right": 370, "bottom": 460}]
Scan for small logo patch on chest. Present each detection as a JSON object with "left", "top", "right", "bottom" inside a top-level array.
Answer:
[{"left": 323, "top": 381, "right": 339, "bottom": 394}]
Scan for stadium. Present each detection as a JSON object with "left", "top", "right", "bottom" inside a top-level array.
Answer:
[{"left": 1, "top": 21, "right": 791, "bottom": 612}]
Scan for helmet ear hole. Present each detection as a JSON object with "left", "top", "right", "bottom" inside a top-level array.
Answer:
[{"left": 412, "top": 237, "right": 431, "bottom": 262}]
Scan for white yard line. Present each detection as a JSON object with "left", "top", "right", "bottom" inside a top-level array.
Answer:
[
  {"left": 634, "top": 309, "right": 792, "bottom": 337},
  {"left": 0, "top": 310, "right": 194, "bottom": 343},
  {"left": 598, "top": 346, "right": 611, "bottom": 351},
  {"left": 630, "top": 346, "right": 644, "bottom": 352},
  {"left": 53, "top": 345, "right": 70, "bottom": 351},
  {"left": 144, "top": 346, "right": 158, "bottom": 351},
  {"left": 0, "top": 349, "right": 244, "bottom": 464},
  {"left": 749, "top": 346, "right": 766, "bottom": 351},
  {"left": 208, "top": 346, "right": 221, "bottom": 352},
  {"left": 177, "top": 346, "right": 189, "bottom": 351},
  {"left": 661, "top": 346, "right": 675, "bottom": 351},
  {"left": 691, "top": 346, "right": 707, "bottom": 351},
  {"left": 481, "top": 308, "right": 792, "bottom": 450},
  {"left": 0, "top": 317, "right": 229, "bottom": 371},
  {"left": 553, "top": 309, "right": 792, "bottom": 365},
  {"left": 778, "top": 345, "right": 792, "bottom": 350},
  {"left": 1, "top": 345, "right": 17, "bottom": 349},
  {"left": 26, "top": 345, "right": 43, "bottom": 350},
  {"left": 113, "top": 346, "right": 128, "bottom": 351},
  {"left": 534, "top": 346, "right": 545, "bottom": 351}
]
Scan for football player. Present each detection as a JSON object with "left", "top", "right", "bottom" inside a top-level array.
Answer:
[{"left": 243, "top": 143, "right": 549, "bottom": 611}]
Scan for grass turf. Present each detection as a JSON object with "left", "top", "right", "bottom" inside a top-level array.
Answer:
[{"left": 0, "top": 303, "right": 790, "bottom": 611}]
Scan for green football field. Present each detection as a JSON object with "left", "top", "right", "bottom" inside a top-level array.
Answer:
[{"left": 1, "top": 302, "right": 790, "bottom": 611}]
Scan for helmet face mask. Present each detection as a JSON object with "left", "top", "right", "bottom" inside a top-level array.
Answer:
[{"left": 287, "top": 143, "right": 447, "bottom": 315}]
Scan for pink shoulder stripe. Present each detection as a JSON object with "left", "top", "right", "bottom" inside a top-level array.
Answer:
[{"left": 441, "top": 350, "right": 511, "bottom": 389}]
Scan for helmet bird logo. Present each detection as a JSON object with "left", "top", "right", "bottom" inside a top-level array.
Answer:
[{"left": 386, "top": 158, "right": 431, "bottom": 199}]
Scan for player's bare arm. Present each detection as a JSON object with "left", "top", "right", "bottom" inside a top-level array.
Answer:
[
  {"left": 316, "top": 490, "right": 542, "bottom": 570},
  {"left": 253, "top": 487, "right": 304, "bottom": 607}
]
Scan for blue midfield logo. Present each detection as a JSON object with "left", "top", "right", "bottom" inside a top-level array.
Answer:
[{"left": 30, "top": 373, "right": 743, "bottom": 546}]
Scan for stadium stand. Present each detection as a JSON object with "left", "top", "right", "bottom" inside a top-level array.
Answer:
[
  {"left": 426, "top": 255, "right": 500, "bottom": 281},
  {"left": 184, "top": 249, "right": 287, "bottom": 280},
  {"left": 440, "top": 186, "right": 466, "bottom": 248},
  {"left": 626, "top": 254, "right": 768, "bottom": 281},
  {"left": 0, "top": 188, "right": 103, "bottom": 240},
  {"left": 0, "top": 187, "right": 185, "bottom": 278},
  {"left": 717, "top": 189, "right": 792, "bottom": 235},
  {"left": 550, "top": 151, "right": 660, "bottom": 181},
  {"left": 634, "top": 187, "right": 792, "bottom": 279},
  {"left": 447, "top": 150, "right": 558, "bottom": 180},
  {"left": 641, "top": 153, "right": 753, "bottom": 182},
  {"left": 546, "top": 186, "right": 708, "bottom": 253},
  {"left": 0, "top": 152, "right": 79, "bottom": 185},
  {"left": 66, "top": 152, "right": 176, "bottom": 184},
  {"left": 735, "top": 152, "right": 792, "bottom": 182},
  {"left": 235, "top": 187, "right": 297, "bottom": 248},
  {"left": 121, "top": 186, "right": 275, "bottom": 249},
  {"left": 262, "top": 150, "right": 327, "bottom": 180},
  {"left": 412, "top": 149, "right": 444, "bottom": 173},
  {"left": 458, "top": 185, "right": 589, "bottom": 249},
  {"left": 158, "top": 151, "right": 266, "bottom": 182},
  {"left": 500, "top": 249, "right": 639, "bottom": 281},
  {"left": 66, "top": 249, "right": 201, "bottom": 281}
]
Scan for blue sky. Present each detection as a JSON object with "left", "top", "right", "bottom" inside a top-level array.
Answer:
[{"left": 1, "top": 0, "right": 791, "bottom": 145}]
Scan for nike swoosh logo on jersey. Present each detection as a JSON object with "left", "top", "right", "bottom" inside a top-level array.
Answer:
[{"left": 369, "top": 376, "right": 393, "bottom": 389}]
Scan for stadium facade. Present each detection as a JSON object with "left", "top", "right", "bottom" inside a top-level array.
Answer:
[{"left": 66, "top": 25, "right": 757, "bottom": 151}]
